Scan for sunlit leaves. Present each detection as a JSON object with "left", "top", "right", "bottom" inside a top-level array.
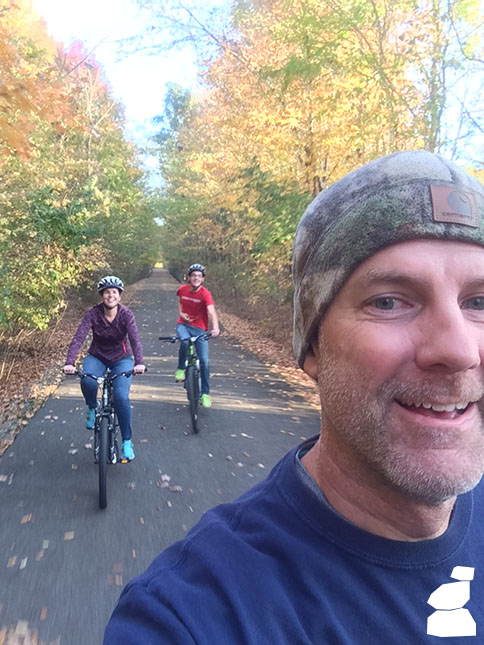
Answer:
[
  {"left": 0, "top": 1, "right": 160, "bottom": 334},
  {"left": 144, "top": 0, "right": 483, "bottom": 316}
]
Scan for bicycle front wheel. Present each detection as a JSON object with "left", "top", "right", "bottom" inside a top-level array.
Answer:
[
  {"left": 185, "top": 366, "right": 200, "bottom": 434},
  {"left": 98, "top": 416, "right": 108, "bottom": 509}
]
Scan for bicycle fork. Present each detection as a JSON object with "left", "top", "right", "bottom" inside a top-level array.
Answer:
[{"left": 94, "top": 410, "right": 118, "bottom": 465}]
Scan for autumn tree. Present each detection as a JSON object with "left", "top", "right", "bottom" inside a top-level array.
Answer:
[
  {"left": 0, "top": 2, "right": 160, "bottom": 334},
  {"left": 143, "top": 0, "right": 484, "bottom": 322}
]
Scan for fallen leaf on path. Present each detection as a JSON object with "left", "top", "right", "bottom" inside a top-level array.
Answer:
[
  {"left": 161, "top": 473, "right": 171, "bottom": 482},
  {"left": 19, "top": 557, "right": 27, "bottom": 570},
  {"left": 167, "top": 501, "right": 172, "bottom": 508},
  {"left": 40, "top": 607, "right": 47, "bottom": 620},
  {"left": 64, "top": 531, "right": 74, "bottom": 540},
  {"left": 127, "top": 482, "right": 136, "bottom": 489},
  {"left": 7, "top": 556, "right": 17, "bottom": 568},
  {"left": 257, "top": 463, "right": 265, "bottom": 469},
  {"left": 20, "top": 514, "right": 32, "bottom": 524},
  {"left": 226, "top": 455, "right": 233, "bottom": 461},
  {"left": 72, "top": 464, "right": 78, "bottom": 470},
  {"left": 139, "top": 517, "right": 144, "bottom": 525},
  {"left": 68, "top": 449, "right": 78, "bottom": 455},
  {"left": 139, "top": 439, "right": 148, "bottom": 443},
  {"left": 169, "top": 485, "right": 182, "bottom": 493},
  {"left": 132, "top": 549, "right": 136, "bottom": 559}
]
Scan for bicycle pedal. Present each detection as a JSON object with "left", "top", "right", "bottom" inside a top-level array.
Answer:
[{"left": 120, "top": 458, "right": 130, "bottom": 464}]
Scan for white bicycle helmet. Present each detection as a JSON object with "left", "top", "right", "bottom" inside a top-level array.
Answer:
[{"left": 97, "top": 275, "right": 124, "bottom": 293}]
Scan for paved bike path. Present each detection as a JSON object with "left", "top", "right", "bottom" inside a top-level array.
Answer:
[{"left": 0, "top": 269, "right": 320, "bottom": 644}]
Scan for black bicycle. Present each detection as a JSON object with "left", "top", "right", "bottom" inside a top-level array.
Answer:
[
  {"left": 74, "top": 368, "right": 138, "bottom": 509},
  {"left": 159, "top": 332, "right": 211, "bottom": 434}
]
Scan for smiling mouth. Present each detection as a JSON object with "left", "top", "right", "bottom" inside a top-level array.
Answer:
[{"left": 396, "top": 400, "right": 473, "bottom": 419}]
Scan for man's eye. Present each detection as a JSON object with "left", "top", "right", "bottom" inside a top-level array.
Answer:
[
  {"left": 465, "top": 297, "right": 484, "bottom": 310},
  {"left": 372, "top": 297, "right": 396, "bottom": 310}
]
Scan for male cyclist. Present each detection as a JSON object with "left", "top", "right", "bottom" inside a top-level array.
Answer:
[{"left": 175, "top": 264, "right": 220, "bottom": 407}]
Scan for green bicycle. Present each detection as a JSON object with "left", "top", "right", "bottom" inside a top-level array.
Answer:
[{"left": 159, "top": 332, "right": 211, "bottom": 433}]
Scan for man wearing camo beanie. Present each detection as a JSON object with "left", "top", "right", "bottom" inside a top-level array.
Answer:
[{"left": 106, "top": 151, "right": 484, "bottom": 643}]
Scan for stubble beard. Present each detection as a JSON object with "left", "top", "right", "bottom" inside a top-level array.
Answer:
[{"left": 317, "top": 343, "right": 484, "bottom": 506}]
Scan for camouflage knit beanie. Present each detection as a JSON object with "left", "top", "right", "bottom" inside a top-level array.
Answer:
[{"left": 293, "top": 150, "right": 484, "bottom": 368}]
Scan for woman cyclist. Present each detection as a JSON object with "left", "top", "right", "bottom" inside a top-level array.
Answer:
[{"left": 63, "top": 275, "right": 145, "bottom": 461}]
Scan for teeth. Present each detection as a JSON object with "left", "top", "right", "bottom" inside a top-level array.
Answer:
[{"left": 405, "top": 401, "right": 470, "bottom": 412}]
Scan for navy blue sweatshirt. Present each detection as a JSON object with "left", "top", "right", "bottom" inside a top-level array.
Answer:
[{"left": 105, "top": 439, "right": 484, "bottom": 644}]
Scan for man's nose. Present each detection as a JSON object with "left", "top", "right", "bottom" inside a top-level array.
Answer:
[{"left": 415, "top": 303, "right": 482, "bottom": 373}]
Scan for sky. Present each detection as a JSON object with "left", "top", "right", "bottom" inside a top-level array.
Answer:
[{"left": 31, "top": 0, "right": 199, "bottom": 146}]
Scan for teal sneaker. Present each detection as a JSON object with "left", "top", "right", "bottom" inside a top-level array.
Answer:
[
  {"left": 122, "top": 440, "right": 135, "bottom": 461},
  {"left": 175, "top": 369, "right": 186, "bottom": 382},
  {"left": 85, "top": 407, "right": 96, "bottom": 429},
  {"left": 200, "top": 394, "right": 212, "bottom": 408}
]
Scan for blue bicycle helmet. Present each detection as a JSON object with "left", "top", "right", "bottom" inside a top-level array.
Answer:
[
  {"left": 97, "top": 275, "right": 124, "bottom": 293},
  {"left": 187, "top": 264, "right": 205, "bottom": 276}
]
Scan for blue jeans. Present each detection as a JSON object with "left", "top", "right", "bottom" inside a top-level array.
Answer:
[
  {"left": 176, "top": 323, "right": 210, "bottom": 395},
  {"left": 81, "top": 355, "right": 134, "bottom": 441}
]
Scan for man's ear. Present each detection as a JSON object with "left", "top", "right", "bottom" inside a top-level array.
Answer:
[{"left": 302, "top": 342, "right": 319, "bottom": 381}]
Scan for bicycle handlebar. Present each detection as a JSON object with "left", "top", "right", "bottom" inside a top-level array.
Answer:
[
  {"left": 67, "top": 369, "right": 146, "bottom": 382},
  {"left": 159, "top": 332, "right": 212, "bottom": 343}
]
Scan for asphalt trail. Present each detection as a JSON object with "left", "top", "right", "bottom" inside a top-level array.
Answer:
[{"left": 0, "top": 269, "right": 320, "bottom": 644}]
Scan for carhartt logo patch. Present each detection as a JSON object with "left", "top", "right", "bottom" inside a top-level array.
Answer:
[{"left": 431, "top": 185, "right": 478, "bottom": 227}]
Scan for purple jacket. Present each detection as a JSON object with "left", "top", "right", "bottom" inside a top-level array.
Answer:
[{"left": 66, "top": 303, "right": 143, "bottom": 366}]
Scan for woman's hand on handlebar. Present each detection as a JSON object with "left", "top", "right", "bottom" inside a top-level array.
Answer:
[
  {"left": 210, "top": 327, "right": 220, "bottom": 337},
  {"left": 133, "top": 364, "right": 146, "bottom": 374},
  {"left": 63, "top": 364, "right": 76, "bottom": 375}
]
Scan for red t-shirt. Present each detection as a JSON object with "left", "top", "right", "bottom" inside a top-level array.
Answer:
[{"left": 176, "top": 285, "right": 214, "bottom": 330}]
